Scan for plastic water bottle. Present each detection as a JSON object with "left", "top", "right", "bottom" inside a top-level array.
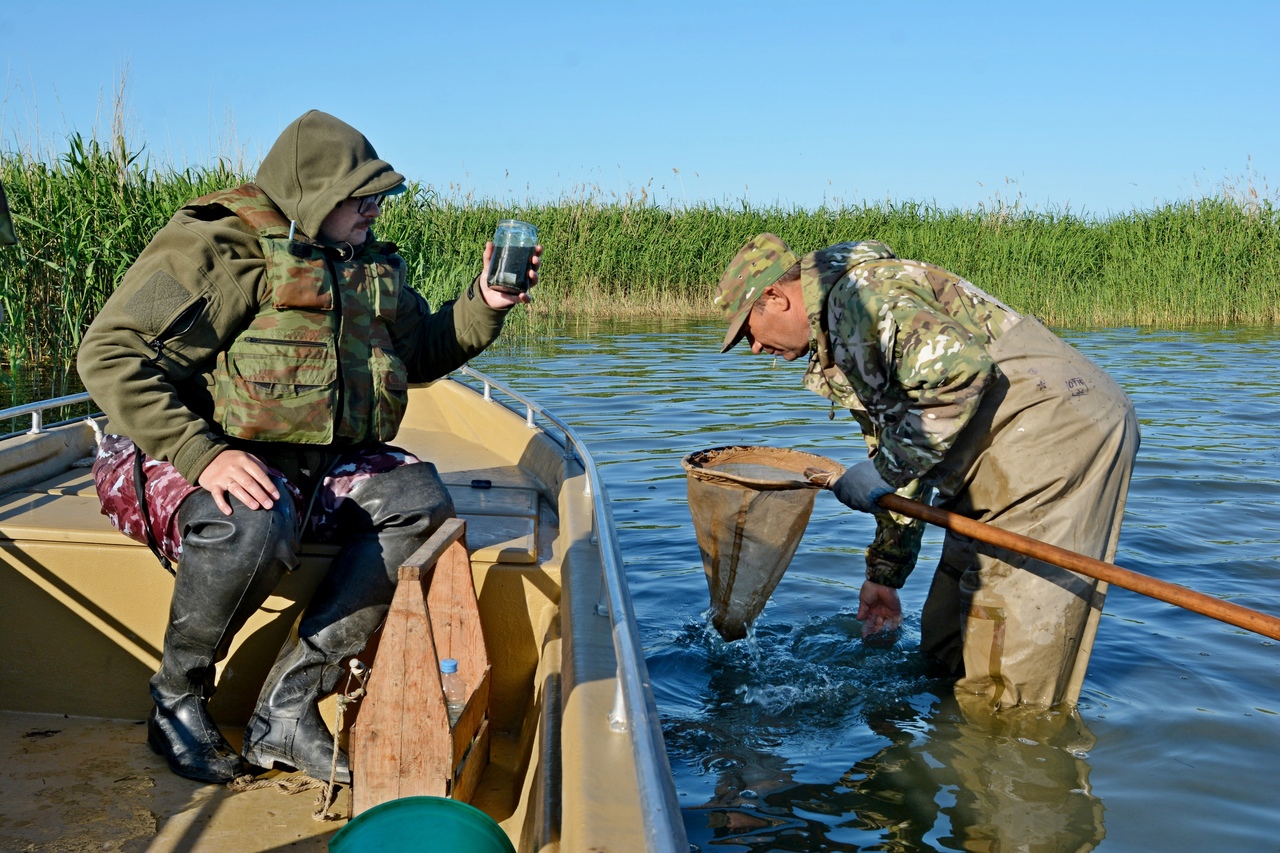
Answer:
[{"left": 440, "top": 658, "right": 467, "bottom": 725}]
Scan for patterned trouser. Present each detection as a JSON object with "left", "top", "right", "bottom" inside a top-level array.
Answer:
[{"left": 92, "top": 434, "right": 422, "bottom": 564}]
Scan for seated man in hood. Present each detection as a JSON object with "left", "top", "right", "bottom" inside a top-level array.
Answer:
[{"left": 77, "top": 110, "right": 540, "bottom": 784}]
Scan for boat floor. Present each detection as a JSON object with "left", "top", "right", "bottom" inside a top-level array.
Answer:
[{"left": 0, "top": 710, "right": 525, "bottom": 852}]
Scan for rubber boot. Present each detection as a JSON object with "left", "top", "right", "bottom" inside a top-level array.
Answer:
[
  {"left": 243, "top": 462, "right": 454, "bottom": 782},
  {"left": 148, "top": 487, "right": 299, "bottom": 783}
]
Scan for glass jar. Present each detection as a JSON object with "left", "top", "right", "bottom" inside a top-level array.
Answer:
[{"left": 487, "top": 219, "right": 537, "bottom": 294}]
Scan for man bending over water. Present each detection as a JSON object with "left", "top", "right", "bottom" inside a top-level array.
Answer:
[{"left": 714, "top": 234, "right": 1138, "bottom": 708}]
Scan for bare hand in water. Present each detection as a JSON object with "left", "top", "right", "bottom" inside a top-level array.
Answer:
[{"left": 857, "top": 580, "right": 903, "bottom": 639}]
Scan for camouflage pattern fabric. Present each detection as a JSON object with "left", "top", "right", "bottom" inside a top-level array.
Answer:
[
  {"left": 194, "top": 183, "right": 293, "bottom": 234},
  {"left": 713, "top": 233, "right": 799, "bottom": 352},
  {"left": 195, "top": 184, "right": 410, "bottom": 445},
  {"left": 330, "top": 245, "right": 408, "bottom": 442},
  {"left": 863, "top": 477, "right": 928, "bottom": 587},
  {"left": 94, "top": 434, "right": 209, "bottom": 563},
  {"left": 305, "top": 444, "right": 423, "bottom": 542},
  {"left": 93, "top": 434, "right": 420, "bottom": 561},
  {"left": 797, "top": 241, "right": 1021, "bottom": 587}
]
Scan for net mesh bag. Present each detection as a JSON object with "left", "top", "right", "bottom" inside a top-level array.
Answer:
[{"left": 682, "top": 446, "right": 845, "bottom": 640}]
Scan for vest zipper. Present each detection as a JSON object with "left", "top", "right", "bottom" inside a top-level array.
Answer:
[
  {"left": 324, "top": 255, "right": 346, "bottom": 435},
  {"left": 242, "top": 336, "right": 328, "bottom": 348}
]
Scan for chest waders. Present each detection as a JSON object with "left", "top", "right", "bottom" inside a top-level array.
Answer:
[{"left": 919, "top": 317, "right": 1139, "bottom": 708}]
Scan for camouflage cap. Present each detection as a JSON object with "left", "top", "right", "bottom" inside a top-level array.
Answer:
[{"left": 714, "top": 233, "right": 798, "bottom": 352}]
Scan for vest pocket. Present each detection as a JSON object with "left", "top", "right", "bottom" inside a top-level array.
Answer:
[
  {"left": 214, "top": 337, "right": 338, "bottom": 444},
  {"left": 370, "top": 346, "right": 409, "bottom": 441},
  {"left": 370, "top": 262, "right": 402, "bottom": 322}
]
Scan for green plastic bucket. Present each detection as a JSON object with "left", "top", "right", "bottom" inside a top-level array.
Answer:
[{"left": 329, "top": 796, "right": 516, "bottom": 852}]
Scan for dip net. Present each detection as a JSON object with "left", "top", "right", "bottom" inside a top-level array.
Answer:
[{"left": 682, "top": 446, "right": 845, "bottom": 641}]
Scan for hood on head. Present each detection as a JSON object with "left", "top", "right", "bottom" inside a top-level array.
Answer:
[{"left": 255, "top": 110, "right": 405, "bottom": 240}]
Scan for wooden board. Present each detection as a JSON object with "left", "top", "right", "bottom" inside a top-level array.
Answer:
[{"left": 350, "top": 519, "right": 492, "bottom": 814}]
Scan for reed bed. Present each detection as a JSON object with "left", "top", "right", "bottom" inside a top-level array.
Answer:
[
  {"left": 3, "top": 138, "right": 1278, "bottom": 384},
  {"left": 396, "top": 193, "right": 1280, "bottom": 331}
]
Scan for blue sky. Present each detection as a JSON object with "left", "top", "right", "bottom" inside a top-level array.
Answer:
[{"left": 3, "top": 0, "right": 1277, "bottom": 216}]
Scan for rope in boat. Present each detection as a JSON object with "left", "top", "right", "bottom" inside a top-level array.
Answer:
[{"left": 227, "top": 659, "right": 368, "bottom": 822}]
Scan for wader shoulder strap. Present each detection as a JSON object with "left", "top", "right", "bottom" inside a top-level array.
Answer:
[{"left": 133, "top": 451, "right": 176, "bottom": 576}]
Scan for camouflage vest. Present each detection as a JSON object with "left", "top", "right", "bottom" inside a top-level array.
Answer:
[{"left": 194, "top": 184, "right": 409, "bottom": 445}]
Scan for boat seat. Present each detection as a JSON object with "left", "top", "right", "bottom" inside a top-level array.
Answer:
[
  {"left": 445, "top": 477, "right": 539, "bottom": 565},
  {"left": 0, "top": 468, "right": 125, "bottom": 547},
  {"left": 0, "top": 461, "right": 546, "bottom": 723}
]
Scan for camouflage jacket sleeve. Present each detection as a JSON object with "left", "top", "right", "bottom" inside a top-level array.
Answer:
[
  {"left": 392, "top": 274, "right": 510, "bottom": 383},
  {"left": 830, "top": 268, "right": 997, "bottom": 488},
  {"left": 864, "top": 479, "right": 928, "bottom": 588},
  {"left": 845, "top": 413, "right": 927, "bottom": 587}
]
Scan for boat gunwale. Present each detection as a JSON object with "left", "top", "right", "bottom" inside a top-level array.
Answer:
[{"left": 454, "top": 366, "right": 686, "bottom": 853}]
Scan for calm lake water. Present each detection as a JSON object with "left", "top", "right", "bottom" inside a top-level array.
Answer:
[{"left": 471, "top": 319, "right": 1280, "bottom": 853}]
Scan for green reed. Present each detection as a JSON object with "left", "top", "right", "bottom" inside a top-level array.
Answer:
[
  {"left": 3, "top": 138, "right": 1278, "bottom": 378},
  {"left": 1, "top": 136, "right": 238, "bottom": 375}
]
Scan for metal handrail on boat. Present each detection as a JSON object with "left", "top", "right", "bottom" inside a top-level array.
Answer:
[
  {"left": 0, "top": 392, "right": 95, "bottom": 436},
  {"left": 457, "top": 366, "right": 688, "bottom": 853}
]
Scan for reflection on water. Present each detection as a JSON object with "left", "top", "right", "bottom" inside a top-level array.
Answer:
[
  {"left": 693, "top": 699, "right": 1102, "bottom": 853},
  {"left": 476, "top": 319, "right": 1280, "bottom": 852},
  {"left": 658, "top": 615, "right": 1105, "bottom": 852}
]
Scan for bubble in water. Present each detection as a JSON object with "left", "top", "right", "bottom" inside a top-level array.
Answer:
[
  {"left": 734, "top": 681, "right": 817, "bottom": 715},
  {"left": 708, "top": 756, "right": 741, "bottom": 774}
]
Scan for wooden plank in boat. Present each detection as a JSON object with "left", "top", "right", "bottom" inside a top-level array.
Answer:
[{"left": 351, "top": 519, "right": 491, "bottom": 814}]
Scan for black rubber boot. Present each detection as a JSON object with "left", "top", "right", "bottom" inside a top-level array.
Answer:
[
  {"left": 243, "top": 463, "right": 453, "bottom": 783},
  {"left": 148, "top": 487, "right": 299, "bottom": 784}
]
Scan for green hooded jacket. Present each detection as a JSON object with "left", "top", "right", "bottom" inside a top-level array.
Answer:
[{"left": 77, "top": 110, "right": 510, "bottom": 484}]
